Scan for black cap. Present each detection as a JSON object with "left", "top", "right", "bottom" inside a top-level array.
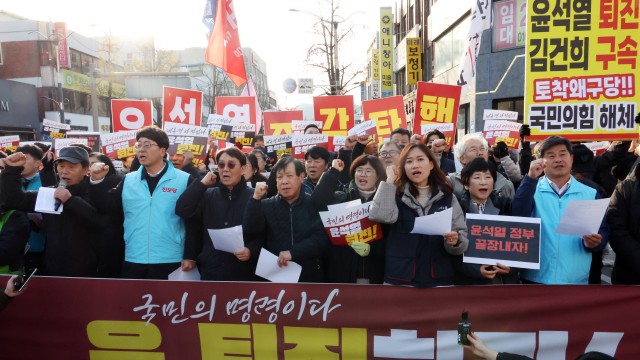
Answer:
[{"left": 56, "top": 146, "right": 89, "bottom": 164}]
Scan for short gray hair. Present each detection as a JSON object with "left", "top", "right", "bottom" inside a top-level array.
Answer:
[{"left": 453, "top": 133, "right": 489, "bottom": 161}]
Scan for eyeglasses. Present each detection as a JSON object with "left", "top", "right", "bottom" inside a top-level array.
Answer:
[
  {"left": 355, "top": 168, "right": 375, "bottom": 176},
  {"left": 134, "top": 142, "right": 159, "bottom": 150},
  {"left": 217, "top": 161, "right": 239, "bottom": 170},
  {"left": 379, "top": 150, "right": 399, "bottom": 158},
  {"left": 466, "top": 146, "right": 487, "bottom": 155}
]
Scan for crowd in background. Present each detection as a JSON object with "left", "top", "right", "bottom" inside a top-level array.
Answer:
[{"left": 1, "top": 114, "right": 640, "bottom": 289}]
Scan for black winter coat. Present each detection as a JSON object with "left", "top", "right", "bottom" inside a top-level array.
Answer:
[
  {"left": 1, "top": 166, "right": 108, "bottom": 277},
  {"left": 311, "top": 168, "right": 386, "bottom": 284},
  {"left": 243, "top": 193, "right": 329, "bottom": 283},
  {"left": 176, "top": 180, "right": 260, "bottom": 281},
  {"left": 0, "top": 206, "right": 30, "bottom": 272},
  {"left": 606, "top": 166, "right": 640, "bottom": 284}
]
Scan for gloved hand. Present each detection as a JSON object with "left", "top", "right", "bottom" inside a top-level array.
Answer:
[
  {"left": 519, "top": 124, "right": 531, "bottom": 140},
  {"left": 492, "top": 141, "right": 509, "bottom": 159},
  {"left": 350, "top": 242, "right": 370, "bottom": 257}
]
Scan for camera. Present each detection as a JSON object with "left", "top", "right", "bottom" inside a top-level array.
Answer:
[{"left": 457, "top": 311, "right": 472, "bottom": 345}]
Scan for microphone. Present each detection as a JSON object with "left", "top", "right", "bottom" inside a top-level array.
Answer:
[{"left": 54, "top": 180, "right": 67, "bottom": 212}]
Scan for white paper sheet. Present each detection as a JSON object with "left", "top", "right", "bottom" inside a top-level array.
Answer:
[
  {"left": 555, "top": 198, "right": 610, "bottom": 237},
  {"left": 410, "top": 208, "right": 452, "bottom": 235},
  {"left": 34, "top": 187, "right": 63, "bottom": 214},
  {"left": 207, "top": 226, "right": 245, "bottom": 254},
  {"left": 255, "top": 248, "right": 301, "bottom": 283},
  {"left": 168, "top": 267, "right": 201, "bottom": 281}
]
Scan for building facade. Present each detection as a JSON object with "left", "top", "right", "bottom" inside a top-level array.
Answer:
[
  {"left": 369, "top": 0, "right": 526, "bottom": 137},
  {"left": 0, "top": 11, "right": 124, "bottom": 134}
]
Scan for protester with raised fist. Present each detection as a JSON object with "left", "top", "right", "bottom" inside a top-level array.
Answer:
[
  {"left": 312, "top": 155, "right": 388, "bottom": 284},
  {"left": 176, "top": 147, "right": 260, "bottom": 281},
  {"left": 0, "top": 147, "right": 107, "bottom": 277},
  {"left": 243, "top": 156, "right": 329, "bottom": 282},
  {"left": 512, "top": 136, "right": 608, "bottom": 284},
  {"left": 89, "top": 126, "right": 200, "bottom": 280}
]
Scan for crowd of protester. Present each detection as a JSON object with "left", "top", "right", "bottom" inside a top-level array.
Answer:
[{"left": 1, "top": 113, "right": 640, "bottom": 289}]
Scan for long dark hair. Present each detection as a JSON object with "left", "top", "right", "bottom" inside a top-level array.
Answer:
[{"left": 395, "top": 143, "right": 452, "bottom": 198}]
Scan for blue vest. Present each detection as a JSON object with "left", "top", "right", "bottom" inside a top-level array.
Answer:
[
  {"left": 25, "top": 174, "right": 46, "bottom": 253},
  {"left": 122, "top": 162, "right": 189, "bottom": 264},
  {"left": 521, "top": 177, "right": 597, "bottom": 284}
]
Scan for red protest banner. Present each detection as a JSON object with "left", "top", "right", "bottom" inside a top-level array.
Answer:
[
  {"left": 263, "top": 110, "right": 304, "bottom": 135},
  {"left": 0, "top": 276, "right": 637, "bottom": 359},
  {"left": 413, "top": 82, "right": 461, "bottom": 137},
  {"left": 100, "top": 130, "right": 137, "bottom": 160},
  {"left": 162, "top": 86, "right": 203, "bottom": 127},
  {"left": 111, "top": 99, "right": 153, "bottom": 133},
  {"left": 320, "top": 202, "right": 383, "bottom": 246},
  {"left": 482, "top": 120, "right": 522, "bottom": 149},
  {"left": 216, "top": 96, "right": 257, "bottom": 130},
  {"left": 362, "top": 96, "right": 407, "bottom": 143},
  {"left": 313, "top": 95, "right": 355, "bottom": 136}
]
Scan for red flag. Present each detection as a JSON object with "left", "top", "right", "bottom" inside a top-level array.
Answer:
[{"left": 205, "top": 0, "right": 247, "bottom": 87}]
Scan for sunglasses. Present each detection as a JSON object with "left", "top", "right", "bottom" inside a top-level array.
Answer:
[{"left": 217, "top": 161, "right": 239, "bottom": 170}]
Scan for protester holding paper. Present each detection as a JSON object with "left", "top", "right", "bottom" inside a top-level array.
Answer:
[
  {"left": 0, "top": 147, "right": 108, "bottom": 277},
  {"left": 312, "top": 155, "right": 387, "bottom": 284},
  {"left": 176, "top": 147, "right": 260, "bottom": 281},
  {"left": 369, "top": 143, "right": 468, "bottom": 288},
  {"left": 512, "top": 136, "right": 608, "bottom": 284},
  {"left": 455, "top": 158, "right": 519, "bottom": 285},
  {"left": 243, "top": 156, "right": 329, "bottom": 283}
]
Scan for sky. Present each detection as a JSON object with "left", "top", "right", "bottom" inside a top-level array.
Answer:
[{"left": 2, "top": 0, "right": 394, "bottom": 108}]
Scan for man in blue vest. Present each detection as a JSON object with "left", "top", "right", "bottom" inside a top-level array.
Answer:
[
  {"left": 89, "top": 126, "right": 199, "bottom": 279},
  {"left": 512, "top": 136, "right": 608, "bottom": 284},
  {"left": 15, "top": 145, "right": 46, "bottom": 270}
]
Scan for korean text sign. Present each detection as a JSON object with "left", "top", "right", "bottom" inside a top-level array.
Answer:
[
  {"left": 379, "top": 7, "right": 394, "bottom": 97},
  {"left": 362, "top": 96, "right": 408, "bottom": 143},
  {"left": 525, "top": 0, "right": 639, "bottom": 141},
  {"left": 162, "top": 86, "right": 203, "bottom": 127},
  {"left": 263, "top": 110, "right": 304, "bottom": 135},
  {"left": 111, "top": 99, "right": 153, "bottom": 133},
  {"left": 464, "top": 214, "right": 541, "bottom": 270},
  {"left": 313, "top": 95, "right": 355, "bottom": 136},
  {"left": 263, "top": 134, "right": 293, "bottom": 160},
  {"left": 482, "top": 120, "right": 522, "bottom": 149},
  {"left": 100, "top": 130, "right": 138, "bottom": 160},
  {"left": 319, "top": 202, "right": 383, "bottom": 246},
  {"left": 1, "top": 276, "right": 639, "bottom": 358},
  {"left": 42, "top": 119, "right": 70, "bottom": 140},
  {"left": 0, "top": 135, "right": 20, "bottom": 153},
  {"left": 216, "top": 96, "right": 257, "bottom": 129},
  {"left": 412, "top": 82, "right": 462, "bottom": 137},
  {"left": 164, "top": 122, "right": 210, "bottom": 166}
]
